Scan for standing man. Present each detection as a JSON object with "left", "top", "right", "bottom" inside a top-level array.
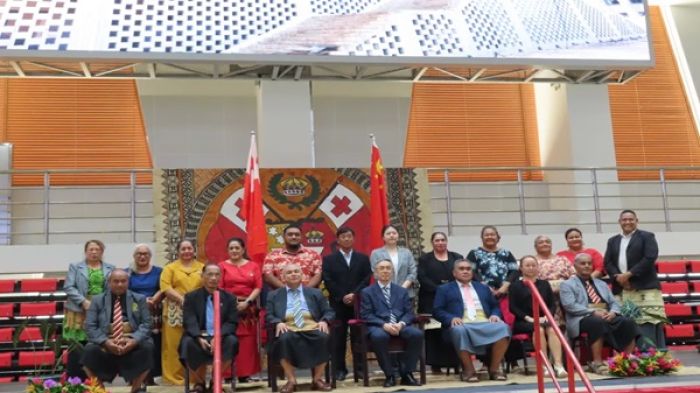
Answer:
[
  {"left": 604, "top": 209, "right": 666, "bottom": 348},
  {"left": 266, "top": 264, "right": 335, "bottom": 393},
  {"left": 432, "top": 259, "right": 510, "bottom": 382},
  {"left": 179, "top": 264, "right": 239, "bottom": 393},
  {"left": 264, "top": 224, "right": 323, "bottom": 289},
  {"left": 322, "top": 226, "right": 372, "bottom": 381},
  {"left": 82, "top": 269, "right": 153, "bottom": 393},
  {"left": 360, "top": 260, "right": 423, "bottom": 388}
]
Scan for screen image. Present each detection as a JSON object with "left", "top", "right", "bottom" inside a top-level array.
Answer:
[{"left": 0, "top": 0, "right": 651, "bottom": 66}]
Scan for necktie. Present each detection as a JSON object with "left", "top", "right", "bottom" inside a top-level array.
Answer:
[
  {"left": 382, "top": 286, "right": 397, "bottom": 323},
  {"left": 112, "top": 298, "right": 123, "bottom": 343},
  {"left": 206, "top": 295, "right": 214, "bottom": 335},
  {"left": 462, "top": 284, "right": 477, "bottom": 320},
  {"left": 291, "top": 289, "right": 304, "bottom": 328},
  {"left": 586, "top": 281, "right": 602, "bottom": 304}
]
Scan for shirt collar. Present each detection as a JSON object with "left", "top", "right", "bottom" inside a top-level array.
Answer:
[
  {"left": 286, "top": 285, "right": 303, "bottom": 294},
  {"left": 340, "top": 249, "right": 353, "bottom": 258},
  {"left": 282, "top": 247, "right": 306, "bottom": 255},
  {"left": 621, "top": 230, "right": 636, "bottom": 239}
]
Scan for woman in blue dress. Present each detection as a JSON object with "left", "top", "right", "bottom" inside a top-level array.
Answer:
[{"left": 128, "top": 243, "right": 164, "bottom": 384}]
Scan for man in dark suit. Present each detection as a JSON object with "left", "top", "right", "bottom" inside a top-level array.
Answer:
[
  {"left": 82, "top": 269, "right": 153, "bottom": 393},
  {"left": 433, "top": 259, "right": 510, "bottom": 382},
  {"left": 604, "top": 209, "right": 666, "bottom": 348},
  {"left": 360, "top": 260, "right": 423, "bottom": 388},
  {"left": 322, "top": 226, "right": 372, "bottom": 381},
  {"left": 180, "top": 264, "right": 239, "bottom": 392},
  {"left": 266, "top": 263, "right": 335, "bottom": 393}
]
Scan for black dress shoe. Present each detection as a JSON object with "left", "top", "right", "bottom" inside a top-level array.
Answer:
[
  {"left": 383, "top": 375, "right": 396, "bottom": 388},
  {"left": 400, "top": 373, "right": 420, "bottom": 386},
  {"left": 334, "top": 370, "right": 347, "bottom": 381}
]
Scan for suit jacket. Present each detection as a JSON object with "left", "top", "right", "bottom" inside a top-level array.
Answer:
[
  {"left": 63, "top": 261, "right": 116, "bottom": 313},
  {"left": 603, "top": 229, "right": 660, "bottom": 294},
  {"left": 265, "top": 286, "right": 334, "bottom": 325},
  {"left": 322, "top": 250, "right": 372, "bottom": 305},
  {"left": 84, "top": 290, "right": 152, "bottom": 345},
  {"left": 560, "top": 276, "right": 621, "bottom": 338},
  {"left": 370, "top": 247, "right": 418, "bottom": 298},
  {"left": 360, "top": 283, "right": 415, "bottom": 327},
  {"left": 182, "top": 287, "right": 238, "bottom": 339},
  {"left": 432, "top": 280, "right": 502, "bottom": 327}
]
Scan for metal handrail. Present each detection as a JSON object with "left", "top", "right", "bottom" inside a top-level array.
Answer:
[
  {"left": 431, "top": 166, "right": 700, "bottom": 235},
  {"left": 525, "top": 279, "right": 595, "bottom": 393}
]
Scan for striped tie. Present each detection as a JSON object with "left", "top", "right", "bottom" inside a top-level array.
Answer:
[
  {"left": 112, "top": 298, "right": 124, "bottom": 343},
  {"left": 383, "top": 286, "right": 397, "bottom": 323},
  {"left": 291, "top": 289, "right": 304, "bottom": 328},
  {"left": 586, "top": 281, "right": 602, "bottom": 304}
]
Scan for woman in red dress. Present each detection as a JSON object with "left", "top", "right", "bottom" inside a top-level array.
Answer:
[{"left": 218, "top": 237, "right": 263, "bottom": 382}]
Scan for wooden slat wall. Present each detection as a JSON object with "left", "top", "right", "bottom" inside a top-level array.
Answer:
[
  {"left": 609, "top": 6, "right": 700, "bottom": 180},
  {"left": 404, "top": 83, "right": 542, "bottom": 181},
  {"left": 0, "top": 79, "right": 152, "bottom": 185}
]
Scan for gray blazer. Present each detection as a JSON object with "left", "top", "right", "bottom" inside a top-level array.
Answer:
[
  {"left": 370, "top": 247, "right": 418, "bottom": 299},
  {"left": 84, "top": 290, "right": 152, "bottom": 345},
  {"left": 63, "top": 261, "right": 116, "bottom": 313},
  {"left": 560, "top": 276, "right": 621, "bottom": 338}
]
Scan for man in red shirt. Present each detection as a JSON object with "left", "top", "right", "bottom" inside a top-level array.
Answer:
[{"left": 263, "top": 224, "right": 322, "bottom": 289}]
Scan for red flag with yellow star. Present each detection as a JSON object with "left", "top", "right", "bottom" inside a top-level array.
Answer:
[{"left": 369, "top": 139, "right": 390, "bottom": 251}]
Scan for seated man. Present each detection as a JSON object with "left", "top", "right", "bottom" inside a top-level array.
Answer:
[
  {"left": 266, "top": 263, "right": 334, "bottom": 393},
  {"left": 561, "top": 253, "right": 641, "bottom": 375},
  {"left": 360, "top": 259, "right": 424, "bottom": 388},
  {"left": 180, "top": 264, "right": 239, "bottom": 393},
  {"left": 433, "top": 259, "right": 510, "bottom": 382},
  {"left": 82, "top": 269, "right": 153, "bottom": 393}
]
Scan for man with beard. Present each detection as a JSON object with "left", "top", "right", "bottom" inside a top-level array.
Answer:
[{"left": 264, "top": 224, "right": 323, "bottom": 289}]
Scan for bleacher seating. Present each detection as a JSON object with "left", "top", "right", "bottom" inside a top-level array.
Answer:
[
  {"left": 0, "top": 278, "right": 65, "bottom": 383},
  {"left": 19, "top": 279, "right": 58, "bottom": 293},
  {"left": 657, "top": 260, "right": 700, "bottom": 345}
]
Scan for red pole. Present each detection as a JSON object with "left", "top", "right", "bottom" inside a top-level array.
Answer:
[{"left": 213, "top": 290, "right": 222, "bottom": 393}]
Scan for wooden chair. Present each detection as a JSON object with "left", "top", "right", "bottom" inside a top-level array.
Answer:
[
  {"left": 348, "top": 294, "right": 427, "bottom": 387},
  {"left": 266, "top": 324, "right": 335, "bottom": 392}
]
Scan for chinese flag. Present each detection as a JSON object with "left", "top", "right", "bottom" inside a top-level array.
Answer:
[
  {"left": 369, "top": 140, "right": 390, "bottom": 251},
  {"left": 242, "top": 133, "right": 268, "bottom": 265}
]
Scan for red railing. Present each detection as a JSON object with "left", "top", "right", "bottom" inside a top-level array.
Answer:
[
  {"left": 524, "top": 280, "right": 596, "bottom": 393},
  {"left": 213, "top": 290, "right": 223, "bottom": 393}
]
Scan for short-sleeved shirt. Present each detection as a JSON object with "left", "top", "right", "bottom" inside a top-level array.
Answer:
[
  {"left": 263, "top": 247, "right": 322, "bottom": 286},
  {"left": 466, "top": 247, "right": 518, "bottom": 289}
]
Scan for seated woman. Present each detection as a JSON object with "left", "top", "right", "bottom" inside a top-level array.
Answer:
[{"left": 509, "top": 256, "right": 566, "bottom": 378}]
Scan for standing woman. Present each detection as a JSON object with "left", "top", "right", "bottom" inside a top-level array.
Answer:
[
  {"left": 160, "top": 239, "right": 205, "bottom": 385},
  {"left": 218, "top": 237, "right": 262, "bottom": 383},
  {"left": 417, "top": 231, "right": 463, "bottom": 373},
  {"left": 556, "top": 228, "right": 605, "bottom": 278},
  {"left": 509, "top": 256, "right": 566, "bottom": 378},
  {"left": 466, "top": 225, "right": 518, "bottom": 299},
  {"left": 128, "top": 244, "right": 164, "bottom": 384},
  {"left": 63, "top": 240, "right": 115, "bottom": 379},
  {"left": 370, "top": 224, "right": 418, "bottom": 301}
]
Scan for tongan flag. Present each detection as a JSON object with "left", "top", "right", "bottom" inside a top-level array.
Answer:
[
  {"left": 369, "top": 139, "right": 390, "bottom": 251},
  {"left": 242, "top": 133, "right": 268, "bottom": 265}
]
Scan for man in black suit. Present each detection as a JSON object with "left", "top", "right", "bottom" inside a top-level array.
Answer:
[
  {"left": 180, "top": 264, "right": 239, "bottom": 392},
  {"left": 361, "top": 260, "right": 423, "bottom": 388},
  {"left": 604, "top": 209, "right": 666, "bottom": 348},
  {"left": 322, "top": 226, "right": 372, "bottom": 381},
  {"left": 267, "top": 263, "right": 335, "bottom": 393}
]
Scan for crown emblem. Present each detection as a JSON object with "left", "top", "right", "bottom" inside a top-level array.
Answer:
[
  {"left": 279, "top": 176, "right": 308, "bottom": 196},
  {"left": 305, "top": 229, "right": 324, "bottom": 245}
]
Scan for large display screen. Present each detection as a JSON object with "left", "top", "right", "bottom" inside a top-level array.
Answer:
[{"left": 0, "top": 0, "right": 652, "bottom": 67}]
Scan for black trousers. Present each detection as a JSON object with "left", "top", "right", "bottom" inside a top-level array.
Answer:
[
  {"left": 331, "top": 302, "right": 359, "bottom": 374},
  {"left": 67, "top": 344, "right": 87, "bottom": 380}
]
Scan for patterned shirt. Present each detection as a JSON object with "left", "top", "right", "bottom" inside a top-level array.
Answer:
[
  {"left": 466, "top": 247, "right": 518, "bottom": 289},
  {"left": 263, "top": 247, "right": 322, "bottom": 286}
]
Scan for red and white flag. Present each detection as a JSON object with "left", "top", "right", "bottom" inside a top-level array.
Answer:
[
  {"left": 369, "top": 138, "right": 390, "bottom": 251},
  {"left": 242, "top": 133, "right": 268, "bottom": 265}
]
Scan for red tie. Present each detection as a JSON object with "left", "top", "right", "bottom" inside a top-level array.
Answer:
[
  {"left": 112, "top": 298, "right": 124, "bottom": 343},
  {"left": 586, "top": 281, "right": 602, "bottom": 304}
]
